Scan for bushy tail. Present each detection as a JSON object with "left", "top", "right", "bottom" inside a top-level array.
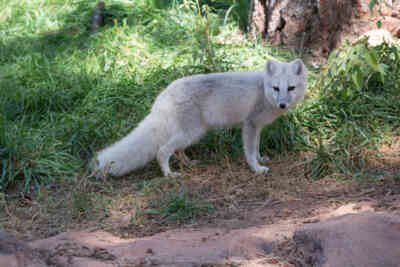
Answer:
[{"left": 94, "top": 113, "right": 168, "bottom": 176}]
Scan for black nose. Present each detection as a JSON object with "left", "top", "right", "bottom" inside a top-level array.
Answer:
[{"left": 279, "top": 103, "right": 287, "bottom": 109}]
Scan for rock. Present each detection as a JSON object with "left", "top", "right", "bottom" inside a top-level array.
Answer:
[
  {"left": 0, "top": 229, "right": 47, "bottom": 267},
  {"left": 355, "top": 29, "right": 400, "bottom": 47},
  {"left": 3, "top": 203, "right": 400, "bottom": 266},
  {"left": 293, "top": 212, "right": 400, "bottom": 267},
  {"left": 30, "top": 228, "right": 291, "bottom": 267}
]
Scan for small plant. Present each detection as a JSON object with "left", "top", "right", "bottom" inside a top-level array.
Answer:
[
  {"left": 305, "top": 39, "right": 400, "bottom": 178},
  {"left": 135, "top": 178, "right": 214, "bottom": 224},
  {"left": 71, "top": 191, "right": 94, "bottom": 219},
  {"left": 158, "top": 188, "right": 214, "bottom": 223}
]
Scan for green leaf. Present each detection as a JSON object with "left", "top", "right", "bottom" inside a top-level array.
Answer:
[
  {"left": 379, "top": 71, "right": 385, "bottom": 84},
  {"left": 365, "top": 51, "right": 378, "bottom": 71},
  {"left": 377, "top": 63, "right": 387, "bottom": 83},
  {"left": 352, "top": 69, "right": 363, "bottom": 89},
  {"left": 368, "top": 0, "right": 378, "bottom": 13},
  {"left": 394, "top": 46, "right": 400, "bottom": 62},
  {"left": 377, "top": 63, "right": 387, "bottom": 73},
  {"left": 376, "top": 20, "right": 382, "bottom": 28},
  {"left": 341, "top": 87, "right": 349, "bottom": 99}
]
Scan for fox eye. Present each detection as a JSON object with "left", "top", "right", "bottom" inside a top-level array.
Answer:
[
  {"left": 273, "top": 86, "right": 280, "bottom": 92},
  {"left": 288, "top": 86, "right": 296, "bottom": 91}
]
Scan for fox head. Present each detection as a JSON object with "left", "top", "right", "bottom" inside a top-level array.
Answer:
[{"left": 263, "top": 59, "right": 308, "bottom": 110}]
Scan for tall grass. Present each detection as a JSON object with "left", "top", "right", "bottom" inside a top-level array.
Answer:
[
  {"left": 0, "top": 0, "right": 292, "bottom": 191},
  {"left": 1, "top": 0, "right": 399, "bottom": 191}
]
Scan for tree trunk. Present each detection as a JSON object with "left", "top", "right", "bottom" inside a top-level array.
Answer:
[{"left": 249, "top": 0, "right": 400, "bottom": 59}]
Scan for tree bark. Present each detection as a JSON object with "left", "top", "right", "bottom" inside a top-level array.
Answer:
[{"left": 248, "top": 0, "right": 400, "bottom": 59}]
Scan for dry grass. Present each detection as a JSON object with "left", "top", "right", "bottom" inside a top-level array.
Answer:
[{"left": 2, "top": 145, "right": 399, "bottom": 241}]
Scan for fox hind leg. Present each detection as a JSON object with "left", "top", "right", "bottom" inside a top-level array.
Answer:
[
  {"left": 157, "top": 128, "right": 206, "bottom": 177},
  {"left": 176, "top": 150, "right": 200, "bottom": 166}
]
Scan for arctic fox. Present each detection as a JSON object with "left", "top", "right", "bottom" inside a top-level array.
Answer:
[{"left": 93, "top": 59, "right": 308, "bottom": 177}]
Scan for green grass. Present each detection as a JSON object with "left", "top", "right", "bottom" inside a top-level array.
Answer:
[
  {"left": 134, "top": 178, "right": 215, "bottom": 224},
  {"left": 303, "top": 42, "right": 400, "bottom": 178},
  {"left": 0, "top": 0, "right": 292, "bottom": 191},
  {"left": 1, "top": 0, "right": 399, "bottom": 192}
]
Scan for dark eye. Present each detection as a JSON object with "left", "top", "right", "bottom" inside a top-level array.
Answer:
[
  {"left": 288, "top": 86, "right": 296, "bottom": 91},
  {"left": 273, "top": 86, "right": 280, "bottom": 92}
]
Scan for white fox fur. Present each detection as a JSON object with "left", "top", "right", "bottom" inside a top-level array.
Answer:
[{"left": 93, "top": 59, "right": 308, "bottom": 177}]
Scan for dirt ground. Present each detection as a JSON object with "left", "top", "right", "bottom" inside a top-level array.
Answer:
[
  {"left": 3, "top": 153, "right": 399, "bottom": 240},
  {"left": 1, "top": 138, "right": 399, "bottom": 266}
]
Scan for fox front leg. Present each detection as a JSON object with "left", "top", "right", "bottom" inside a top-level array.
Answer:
[
  {"left": 242, "top": 122, "right": 270, "bottom": 174},
  {"left": 256, "top": 130, "right": 270, "bottom": 164}
]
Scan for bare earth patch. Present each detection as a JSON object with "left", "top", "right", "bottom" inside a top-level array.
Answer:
[{"left": 1, "top": 142, "right": 399, "bottom": 266}]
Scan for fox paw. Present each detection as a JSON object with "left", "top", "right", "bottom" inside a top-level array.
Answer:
[
  {"left": 166, "top": 171, "right": 182, "bottom": 178},
  {"left": 254, "top": 166, "right": 270, "bottom": 175}
]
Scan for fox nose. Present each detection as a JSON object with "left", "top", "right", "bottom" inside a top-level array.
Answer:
[{"left": 279, "top": 103, "right": 287, "bottom": 109}]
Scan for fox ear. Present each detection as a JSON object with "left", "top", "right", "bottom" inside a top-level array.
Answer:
[
  {"left": 292, "top": 59, "right": 305, "bottom": 76},
  {"left": 265, "top": 60, "right": 277, "bottom": 76}
]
